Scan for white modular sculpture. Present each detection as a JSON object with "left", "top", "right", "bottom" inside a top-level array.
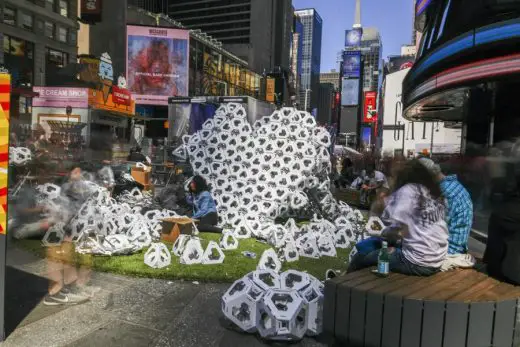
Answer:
[
  {"left": 144, "top": 243, "right": 171, "bottom": 269},
  {"left": 180, "top": 238, "right": 205, "bottom": 265},
  {"left": 257, "top": 249, "right": 282, "bottom": 273},
  {"left": 219, "top": 232, "right": 239, "bottom": 250},
  {"left": 222, "top": 270, "right": 324, "bottom": 341},
  {"left": 42, "top": 222, "right": 66, "bottom": 247},
  {"left": 172, "top": 234, "right": 190, "bottom": 256},
  {"left": 202, "top": 241, "right": 225, "bottom": 265}
]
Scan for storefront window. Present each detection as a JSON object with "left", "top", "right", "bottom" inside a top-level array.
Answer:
[
  {"left": 46, "top": 48, "right": 68, "bottom": 68},
  {"left": 4, "top": 7, "right": 16, "bottom": 26},
  {"left": 45, "top": 22, "right": 55, "bottom": 39},
  {"left": 58, "top": 27, "right": 68, "bottom": 43},
  {"left": 22, "top": 13, "right": 34, "bottom": 31},
  {"left": 59, "top": 0, "right": 68, "bottom": 17}
]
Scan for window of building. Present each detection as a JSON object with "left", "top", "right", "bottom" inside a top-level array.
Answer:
[
  {"left": 59, "top": 0, "right": 68, "bottom": 17},
  {"left": 3, "top": 35, "right": 34, "bottom": 86},
  {"left": 45, "top": 22, "right": 55, "bottom": 39},
  {"left": 4, "top": 7, "right": 16, "bottom": 26},
  {"left": 21, "top": 13, "right": 34, "bottom": 30},
  {"left": 46, "top": 0, "right": 56, "bottom": 10},
  {"left": 46, "top": 48, "right": 68, "bottom": 68},
  {"left": 58, "top": 27, "right": 67, "bottom": 43}
]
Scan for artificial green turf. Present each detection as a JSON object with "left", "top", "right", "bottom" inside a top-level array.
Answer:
[{"left": 16, "top": 233, "right": 350, "bottom": 283}]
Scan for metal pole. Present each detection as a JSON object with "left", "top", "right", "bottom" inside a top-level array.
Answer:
[{"left": 430, "top": 122, "right": 434, "bottom": 156}]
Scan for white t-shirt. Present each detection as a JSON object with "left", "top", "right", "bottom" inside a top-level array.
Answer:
[
  {"left": 372, "top": 171, "right": 389, "bottom": 189},
  {"left": 382, "top": 184, "right": 448, "bottom": 268}
]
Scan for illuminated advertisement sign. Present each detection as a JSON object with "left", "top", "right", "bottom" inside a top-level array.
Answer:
[
  {"left": 266, "top": 78, "right": 275, "bottom": 103},
  {"left": 126, "top": 25, "right": 189, "bottom": 105},
  {"left": 80, "top": 0, "right": 102, "bottom": 23},
  {"left": 345, "top": 28, "right": 363, "bottom": 47},
  {"left": 0, "top": 72, "right": 9, "bottom": 234},
  {"left": 363, "top": 91, "right": 377, "bottom": 123},
  {"left": 341, "top": 78, "right": 359, "bottom": 106},
  {"left": 342, "top": 51, "right": 361, "bottom": 78},
  {"left": 387, "top": 56, "right": 415, "bottom": 74}
]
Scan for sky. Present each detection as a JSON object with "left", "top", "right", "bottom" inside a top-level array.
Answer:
[{"left": 293, "top": 0, "right": 415, "bottom": 72}]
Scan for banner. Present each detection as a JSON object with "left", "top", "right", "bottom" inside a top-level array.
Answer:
[
  {"left": 88, "top": 88, "right": 135, "bottom": 116},
  {"left": 363, "top": 91, "right": 377, "bottom": 123},
  {"left": 80, "top": 0, "right": 102, "bottom": 23},
  {"left": 127, "top": 25, "right": 189, "bottom": 105},
  {"left": 33, "top": 87, "right": 89, "bottom": 108},
  {"left": 0, "top": 72, "right": 9, "bottom": 234},
  {"left": 341, "top": 78, "right": 359, "bottom": 106},
  {"left": 345, "top": 28, "right": 363, "bottom": 47},
  {"left": 266, "top": 78, "right": 275, "bottom": 103},
  {"left": 342, "top": 51, "right": 361, "bottom": 78}
]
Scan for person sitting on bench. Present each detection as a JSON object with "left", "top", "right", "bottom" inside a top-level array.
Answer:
[
  {"left": 349, "top": 160, "right": 449, "bottom": 276},
  {"left": 186, "top": 175, "right": 220, "bottom": 232}
]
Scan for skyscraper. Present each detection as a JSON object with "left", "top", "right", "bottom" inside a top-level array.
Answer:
[
  {"left": 295, "top": 8, "right": 323, "bottom": 112},
  {"left": 130, "top": 0, "right": 293, "bottom": 75},
  {"left": 290, "top": 12, "right": 304, "bottom": 106}
]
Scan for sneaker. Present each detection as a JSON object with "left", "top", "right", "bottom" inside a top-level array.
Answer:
[
  {"left": 61, "top": 286, "right": 91, "bottom": 303},
  {"left": 43, "top": 290, "right": 89, "bottom": 306}
]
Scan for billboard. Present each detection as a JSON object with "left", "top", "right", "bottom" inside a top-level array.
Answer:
[
  {"left": 387, "top": 55, "right": 415, "bottom": 74},
  {"left": 266, "top": 77, "right": 275, "bottom": 103},
  {"left": 345, "top": 28, "right": 363, "bottom": 47},
  {"left": 363, "top": 91, "right": 377, "bottom": 123},
  {"left": 341, "top": 78, "right": 359, "bottom": 106},
  {"left": 126, "top": 25, "right": 189, "bottom": 105},
  {"left": 342, "top": 51, "right": 361, "bottom": 78},
  {"left": 80, "top": 0, "right": 102, "bottom": 23}
]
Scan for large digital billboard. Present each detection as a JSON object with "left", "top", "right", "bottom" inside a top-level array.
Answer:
[
  {"left": 126, "top": 25, "right": 189, "bottom": 105},
  {"left": 363, "top": 91, "right": 377, "bottom": 123},
  {"left": 342, "top": 51, "right": 361, "bottom": 78},
  {"left": 341, "top": 78, "right": 359, "bottom": 106},
  {"left": 345, "top": 28, "right": 362, "bottom": 47}
]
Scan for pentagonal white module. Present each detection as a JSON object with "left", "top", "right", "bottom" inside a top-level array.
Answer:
[
  {"left": 262, "top": 289, "right": 307, "bottom": 341},
  {"left": 257, "top": 249, "right": 282, "bottom": 273},
  {"left": 317, "top": 233, "right": 337, "bottom": 258},
  {"left": 283, "top": 240, "right": 300, "bottom": 263},
  {"left": 366, "top": 216, "right": 385, "bottom": 237},
  {"left": 266, "top": 225, "right": 287, "bottom": 249},
  {"left": 219, "top": 232, "right": 239, "bottom": 250},
  {"left": 299, "top": 281, "right": 324, "bottom": 336},
  {"left": 234, "top": 221, "right": 252, "bottom": 239},
  {"left": 202, "top": 241, "right": 225, "bottom": 265},
  {"left": 296, "top": 235, "right": 320, "bottom": 259},
  {"left": 42, "top": 223, "right": 66, "bottom": 247},
  {"left": 37, "top": 183, "right": 61, "bottom": 200},
  {"left": 251, "top": 269, "right": 281, "bottom": 292},
  {"left": 290, "top": 191, "right": 308, "bottom": 210},
  {"left": 180, "top": 238, "right": 205, "bottom": 265},
  {"left": 280, "top": 270, "right": 311, "bottom": 292},
  {"left": 333, "top": 228, "right": 351, "bottom": 249},
  {"left": 172, "top": 234, "right": 190, "bottom": 256},
  {"left": 222, "top": 276, "right": 262, "bottom": 333},
  {"left": 144, "top": 243, "right": 171, "bottom": 269},
  {"left": 312, "top": 127, "right": 332, "bottom": 148}
]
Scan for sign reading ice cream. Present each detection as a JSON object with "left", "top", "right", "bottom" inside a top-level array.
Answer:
[{"left": 33, "top": 87, "right": 89, "bottom": 108}]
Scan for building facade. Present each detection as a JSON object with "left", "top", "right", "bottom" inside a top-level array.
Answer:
[
  {"left": 317, "top": 83, "right": 334, "bottom": 125},
  {"left": 290, "top": 12, "right": 303, "bottom": 106},
  {"left": 0, "top": 0, "right": 79, "bottom": 87},
  {"left": 295, "top": 8, "right": 322, "bottom": 112},
  {"left": 359, "top": 27, "right": 383, "bottom": 92},
  {"left": 129, "top": 0, "right": 292, "bottom": 75},
  {"left": 320, "top": 70, "right": 340, "bottom": 90}
]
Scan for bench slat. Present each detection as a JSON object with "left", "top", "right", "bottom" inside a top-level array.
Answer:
[
  {"left": 381, "top": 294, "right": 403, "bottom": 347},
  {"left": 365, "top": 290, "right": 384, "bottom": 347},
  {"left": 335, "top": 279, "right": 352, "bottom": 342},
  {"left": 421, "top": 300, "right": 445, "bottom": 347},
  {"left": 349, "top": 288, "right": 368, "bottom": 346},
  {"left": 384, "top": 270, "right": 461, "bottom": 299},
  {"left": 323, "top": 280, "right": 338, "bottom": 341},
  {"left": 400, "top": 299, "right": 424, "bottom": 347},
  {"left": 422, "top": 271, "right": 487, "bottom": 301},
  {"left": 492, "top": 299, "right": 517, "bottom": 347},
  {"left": 443, "top": 302, "right": 469, "bottom": 347},
  {"left": 467, "top": 302, "right": 495, "bottom": 347}
]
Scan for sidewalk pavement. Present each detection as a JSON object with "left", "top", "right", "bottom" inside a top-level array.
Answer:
[{"left": 4, "top": 245, "right": 326, "bottom": 347}]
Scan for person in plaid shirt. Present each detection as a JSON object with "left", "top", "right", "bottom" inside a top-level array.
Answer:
[{"left": 419, "top": 158, "right": 473, "bottom": 254}]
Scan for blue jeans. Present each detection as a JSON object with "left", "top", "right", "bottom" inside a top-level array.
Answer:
[{"left": 348, "top": 247, "right": 440, "bottom": 276}]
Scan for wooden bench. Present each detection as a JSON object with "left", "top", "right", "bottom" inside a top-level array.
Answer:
[
  {"left": 323, "top": 268, "right": 520, "bottom": 347},
  {"left": 334, "top": 188, "right": 372, "bottom": 209}
]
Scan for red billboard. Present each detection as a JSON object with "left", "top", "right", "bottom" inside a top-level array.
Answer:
[
  {"left": 81, "top": 0, "right": 102, "bottom": 23},
  {"left": 363, "top": 91, "right": 377, "bottom": 123},
  {"left": 112, "top": 86, "right": 132, "bottom": 106}
]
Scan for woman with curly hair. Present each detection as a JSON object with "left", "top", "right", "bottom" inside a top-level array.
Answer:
[{"left": 186, "top": 175, "right": 219, "bottom": 231}]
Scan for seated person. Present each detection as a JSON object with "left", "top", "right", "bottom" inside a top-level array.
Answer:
[
  {"left": 127, "top": 146, "right": 149, "bottom": 164},
  {"left": 419, "top": 158, "right": 473, "bottom": 255},
  {"left": 349, "top": 160, "right": 449, "bottom": 276},
  {"left": 335, "top": 157, "right": 355, "bottom": 188},
  {"left": 186, "top": 175, "right": 219, "bottom": 232},
  {"left": 360, "top": 165, "right": 389, "bottom": 204}
]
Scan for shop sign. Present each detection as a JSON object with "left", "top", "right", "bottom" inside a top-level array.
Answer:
[
  {"left": 33, "top": 87, "right": 88, "bottom": 108},
  {"left": 363, "top": 91, "right": 377, "bottom": 123},
  {"left": 112, "top": 86, "right": 132, "bottom": 106},
  {"left": 88, "top": 88, "right": 135, "bottom": 116}
]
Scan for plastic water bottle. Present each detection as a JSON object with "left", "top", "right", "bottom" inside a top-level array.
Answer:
[{"left": 377, "top": 241, "right": 390, "bottom": 277}]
